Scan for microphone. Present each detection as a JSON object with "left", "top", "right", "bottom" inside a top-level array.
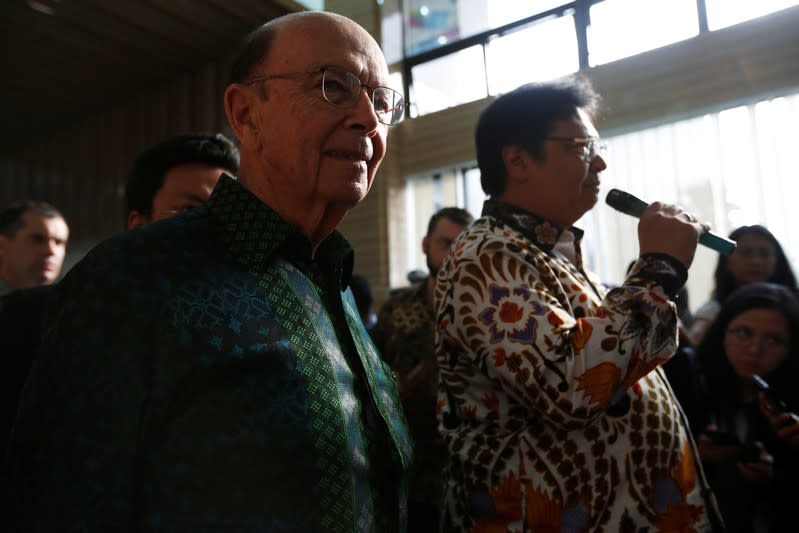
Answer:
[{"left": 605, "top": 188, "right": 736, "bottom": 255}]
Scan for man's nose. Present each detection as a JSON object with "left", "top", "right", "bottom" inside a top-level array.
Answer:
[
  {"left": 591, "top": 153, "right": 607, "bottom": 171},
  {"left": 348, "top": 89, "right": 380, "bottom": 132},
  {"left": 44, "top": 239, "right": 58, "bottom": 256}
]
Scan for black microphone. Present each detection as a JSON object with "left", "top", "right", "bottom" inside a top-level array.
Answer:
[{"left": 605, "top": 188, "right": 736, "bottom": 255}]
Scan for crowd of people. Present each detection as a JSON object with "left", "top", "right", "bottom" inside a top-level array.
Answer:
[{"left": 1, "top": 9, "right": 797, "bottom": 533}]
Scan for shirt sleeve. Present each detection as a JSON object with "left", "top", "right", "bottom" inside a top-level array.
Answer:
[{"left": 435, "top": 235, "right": 683, "bottom": 431}]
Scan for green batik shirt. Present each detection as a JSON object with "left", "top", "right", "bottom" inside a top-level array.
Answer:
[{"left": 6, "top": 175, "right": 412, "bottom": 532}]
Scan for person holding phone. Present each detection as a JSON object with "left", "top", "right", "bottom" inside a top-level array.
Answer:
[{"left": 685, "top": 282, "right": 799, "bottom": 532}]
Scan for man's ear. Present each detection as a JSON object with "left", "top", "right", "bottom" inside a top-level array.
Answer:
[
  {"left": 501, "top": 145, "right": 535, "bottom": 185},
  {"left": 422, "top": 234, "right": 430, "bottom": 256},
  {"left": 224, "top": 84, "right": 262, "bottom": 146},
  {"left": 127, "top": 211, "right": 149, "bottom": 230}
]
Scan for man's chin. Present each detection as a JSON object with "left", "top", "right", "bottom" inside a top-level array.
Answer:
[{"left": 37, "top": 272, "right": 58, "bottom": 285}]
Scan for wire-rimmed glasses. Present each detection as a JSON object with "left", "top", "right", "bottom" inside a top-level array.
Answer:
[
  {"left": 247, "top": 66, "right": 405, "bottom": 126},
  {"left": 546, "top": 136, "right": 607, "bottom": 162}
]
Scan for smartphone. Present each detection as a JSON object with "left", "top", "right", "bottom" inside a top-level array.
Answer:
[{"left": 752, "top": 374, "right": 789, "bottom": 413}]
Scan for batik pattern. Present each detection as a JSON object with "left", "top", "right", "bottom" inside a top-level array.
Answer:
[{"left": 435, "top": 200, "right": 712, "bottom": 532}]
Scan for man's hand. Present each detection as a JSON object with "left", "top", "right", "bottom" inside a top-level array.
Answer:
[{"left": 637, "top": 202, "right": 710, "bottom": 268}]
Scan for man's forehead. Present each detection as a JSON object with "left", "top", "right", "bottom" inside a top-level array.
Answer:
[
  {"left": 268, "top": 16, "right": 387, "bottom": 80},
  {"left": 24, "top": 213, "right": 67, "bottom": 233},
  {"left": 433, "top": 218, "right": 466, "bottom": 236},
  {"left": 550, "top": 109, "right": 598, "bottom": 137}
]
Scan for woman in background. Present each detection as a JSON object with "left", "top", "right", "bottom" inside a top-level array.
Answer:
[
  {"left": 688, "top": 225, "right": 797, "bottom": 346},
  {"left": 687, "top": 282, "right": 799, "bottom": 532}
]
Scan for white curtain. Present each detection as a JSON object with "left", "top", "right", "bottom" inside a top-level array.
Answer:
[{"left": 581, "top": 92, "right": 799, "bottom": 312}]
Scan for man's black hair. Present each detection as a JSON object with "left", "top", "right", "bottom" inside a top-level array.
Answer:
[
  {"left": 124, "top": 133, "right": 240, "bottom": 216},
  {"left": 0, "top": 201, "right": 64, "bottom": 238},
  {"left": 475, "top": 76, "right": 600, "bottom": 197}
]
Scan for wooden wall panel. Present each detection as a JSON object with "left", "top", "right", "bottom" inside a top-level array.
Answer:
[{"left": 0, "top": 60, "right": 232, "bottom": 243}]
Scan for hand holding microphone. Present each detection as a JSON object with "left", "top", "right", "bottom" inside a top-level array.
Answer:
[{"left": 606, "top": 189, "right": 735, "bottom": 267}]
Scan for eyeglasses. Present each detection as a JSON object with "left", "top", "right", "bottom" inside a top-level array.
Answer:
[
  {"left": 247, "top": 66, "right": 405, "bottom": 126},
  {"left": 726, "top": 325, "right": 788, "bottom": 352},
  {"left": 545, "top": 136, "right": 607, "bottom": 162}
]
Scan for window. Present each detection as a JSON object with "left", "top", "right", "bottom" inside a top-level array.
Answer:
[
  {"left": 486, "top": 14, "right": 579, "bottom": 95},
  {"left": 410, "top": 45, "right": 487, "bottom": 116},
  {"left": 588, "top": 0, "right": 699, "bottom": 66},
  {"left": 705, "top": 0, "right": 799, "bottom": 31},
  {"left": 403, "top": 0, "right": 565, "bottom": 57}
]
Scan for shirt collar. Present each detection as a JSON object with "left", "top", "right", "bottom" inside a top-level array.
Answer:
[
  {"left": 207, "top": 174, "right": 354, "bottom": 289},
  {"left": 481, "top": 199, "right": 584, "bottom": 254}
]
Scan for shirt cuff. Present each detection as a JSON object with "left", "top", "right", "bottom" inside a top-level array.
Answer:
[{"left": 626, "top": 253, "right": 688, "bottom": 299}]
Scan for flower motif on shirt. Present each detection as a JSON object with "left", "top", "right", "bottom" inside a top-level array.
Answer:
[
  {"left": 482, "top": 392, "right": 500, "bottom": 413},
  {"left": 534, "top": 221, "right": 560, "bottom": 246},
  {"left": 575, "top": 362, "right": 621, "bottom": 406},
  {"left": 571, "top": 318, "right": 593, "bottom": 351},
  {"left": 478, "top": 285, "right": 545, "bottom": 344},
  {"left": 492, "top": 347, "right": 508, "bottom": 367},
  {"left": 651, "top": 441, "right": 701, "bottom": 532},
  {"left": 621, "top": 347, "right": 669, "bottom": 388}
]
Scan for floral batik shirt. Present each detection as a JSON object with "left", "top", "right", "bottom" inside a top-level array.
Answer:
[{"left": 434, "top": 200, "right": 716, "bottom": 533}]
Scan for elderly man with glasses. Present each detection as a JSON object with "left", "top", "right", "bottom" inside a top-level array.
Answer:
[
  {"left": 6, "top": 11, "right": 410, "bottom": 532},
  {"left": 433, "top": 77, "right": 725, "bottom": 532}
]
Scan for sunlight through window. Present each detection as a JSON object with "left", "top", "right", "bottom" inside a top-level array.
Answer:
[
  {"left": 486, "top": 15, "right": 579, "bottom": 95},
  {"left": 706, "top": 0, "right": 799, "bottom": 30},
  {"left": 410, "top": 45, "right": 487, "bottom": 116},
  {"left": 588, "top": 0, "right": 698, "bottom": 66}
]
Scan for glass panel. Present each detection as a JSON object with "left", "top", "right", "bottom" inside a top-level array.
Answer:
[
  {"left": 410, "top": 45, "right": 487, "bottom": 116},
  {"left": 404, "top": 0, "right": 567, "bottom": 57},
  {"left": 588, "top": 0, "right": 699, "bottom": 66},
  {"left": 381, "top": 0, "right": 404, "bottom": 64},
  {"left": 405, "top": 0, "right": 461, "bottom": 56},
  {"left": 388, "top": 71, "right": 404, "bottom": 98},
  {"left": 486, "top": 14, "right": 578, "bottom": 95},
  {"left": 706, "top": 0, "right": 799, "bottom": 30}
]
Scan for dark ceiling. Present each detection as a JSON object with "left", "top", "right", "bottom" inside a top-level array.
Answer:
[{"left": 0, "top": 0, "right": 293, "bottom": 150}]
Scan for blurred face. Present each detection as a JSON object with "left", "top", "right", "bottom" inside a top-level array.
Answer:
[
  {"left": 516, "top": 108, "right": 607, "bottom": 227},
  {"left": 727, "top": 233, "right": 777, "bottom": 285},
  {"left": 128, "top": 163, "right": 224, "bottom": 229},
  {"left": 423, "top": 217, "right": 467, "bottom": 277},
  {"left": 243, "top": 16, "right": 389, "bottom": 214},
  {"left": 0, "top": 211, "right": 69, "bottom": 289},
  {"left": 724, "top": 308, "right": 790, "bottom": 379}
]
